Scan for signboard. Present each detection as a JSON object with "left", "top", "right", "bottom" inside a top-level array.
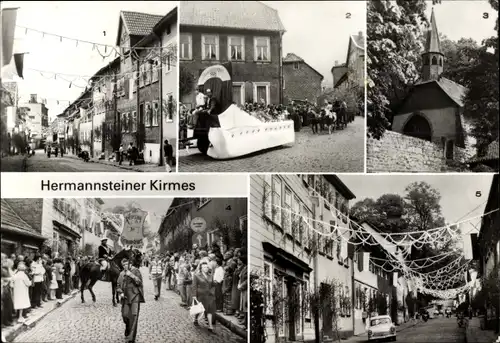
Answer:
[
  {"left": 120, "top": 209, "right": 148, "bottom": 247},
  {"left": 190, "top": 217, "right": 207, "bottom": 232},
  {"left": 193, "top": 232, "right": 206, "bottom": 247},
  {"left": 197, "top": 64, "right": 231, "bottom": 85}
]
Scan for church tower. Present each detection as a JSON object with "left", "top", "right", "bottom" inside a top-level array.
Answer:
[{"left": 421, "top": 8, "right": 444, "bottom": 81}]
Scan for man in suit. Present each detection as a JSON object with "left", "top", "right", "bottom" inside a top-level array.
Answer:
[
  {"left": 117, "top": 258, "right": 145, "bottom": 343},
  {"left": 98, "top": 239, "right": 112, "bottom": 281},
  {"left": 205, "top": 89, "right": 221, "bottom": 127}
]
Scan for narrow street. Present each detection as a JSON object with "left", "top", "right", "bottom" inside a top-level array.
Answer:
[
  {"left": 1, "top": 150, "right": 164, "bottom": 172},
  {"left": 14, "top": 267, "right": 245, "bottom": 343},
  {"left": 178, "top": 116, "right": 365, "bottom": 173},
  {"left": 344, "top": 317, "right": 466, "bottom": 343}
]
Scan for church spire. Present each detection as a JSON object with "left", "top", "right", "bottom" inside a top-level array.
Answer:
[{"left": 421, "top": 8, "right": 444, "bottom": 81}]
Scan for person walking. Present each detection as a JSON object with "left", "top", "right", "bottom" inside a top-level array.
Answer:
[
  {"left": 163, "top": 140, "right": 173, "bottom": 172},
  {"left": 192, "top": 262, "right": 216, "bottom": 333},
  {"left": 119, "top": 144, "right": 124, "bottom": 165},
  {"left": 117, "top": 258, "right": 145, "bottom": 343},
  {"left": 213, "top": 258, "right": 224, "bottom": 312},
  {"left": 149, "top": 256, "right": 163, "bottom": 301}
]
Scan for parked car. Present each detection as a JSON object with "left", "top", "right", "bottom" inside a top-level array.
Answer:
[{"left": 367, "top": 315, "right": 396, "bottom": 341}]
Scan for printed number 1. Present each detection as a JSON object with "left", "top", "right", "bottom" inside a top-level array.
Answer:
[
  {"left": 476, "top": 191, "right": 482, "bottom": 197},
  {"left": 346, "top": 13, "right": 351, "bottom": 19}
]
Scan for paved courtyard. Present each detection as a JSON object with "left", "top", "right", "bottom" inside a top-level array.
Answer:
[
  {"left": 178, "top": 116, "right": 365, "bottom": 173},
  {"left": 14, "top": 267, "right": 245, "bottom": 343}
]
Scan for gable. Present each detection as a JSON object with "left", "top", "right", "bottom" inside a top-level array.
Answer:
[{"left": 396, "top": 82, "right": 460, "bottom": 115}]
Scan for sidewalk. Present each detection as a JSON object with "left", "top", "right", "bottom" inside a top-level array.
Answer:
[
  {"left": 2, "top": 289, "right": 79, "bottom": 343},
  {"left": 0, "top": 154, "right": 27, "bottom": 172},
  {"left": 65, "top": 153, "right": 166, "bottom": 172},
  {"left": 166, "top": 288, "right": 247, "bottom": 339},
  {"left": 465, "top": 317, "right": 499, "bottom": 343}
]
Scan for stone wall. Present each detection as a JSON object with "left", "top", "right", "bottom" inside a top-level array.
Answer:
[{"left": 367, "top": 131, "right": 448, "bottom": 172}]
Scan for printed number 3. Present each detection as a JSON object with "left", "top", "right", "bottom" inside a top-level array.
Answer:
[
  {"left": 476, "top": 191, "right": 482, "bottom": 197},
  {"left": 483, "top": 13, "right": 489, "bottom": 19},
  {"left": 346, "top": 13, "right": 351, "bottom": 19}
]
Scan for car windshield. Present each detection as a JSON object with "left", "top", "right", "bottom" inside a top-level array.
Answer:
[{"left": 371, "top": 318, "right": 391, "bottom": 326}]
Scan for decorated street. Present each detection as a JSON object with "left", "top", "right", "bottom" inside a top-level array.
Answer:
[
  {"left": 13, "top": 267, "right": 245, "bottom": 343},
  {"left": 178, "top": 116, "right": 365, "bottom": 173}
]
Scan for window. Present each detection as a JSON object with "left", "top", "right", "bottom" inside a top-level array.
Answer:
[
  {"left": 145, "top": 102, "right": 152, "bottom": 127},
  {"left": 283, "top": 187, "right": 292, "bottom": 233},
  {"left": 293, "top": 62, "right": 300, "bottom": 70},
  {"left": 253, "top": 82, "right": 270, "bottom": 104},
  {"left": 254, "top": 36, "right": 270, "bottom": 61},
  {"left": 263, "top": 174, "right": 272, "bottom": 218},
  {"left": 202, "top": 34, "right": 219, "bottom": 60},
  {"left": 180, "top": 33, "right": 192, "bottom": 60},
  {"left": 292, "top": 196, "right": 301, "bottom": 239},
  {"left": 166, "top": 55, "right": 172, "bottom": 73},
  {"left": 145, "top": 63, "right": 152, "bottom": 85},
  {"left": 121, "top": 112, "right": 126, "bottom": 132},
  {"left": 152, "top": 101, "right": 159, "bottom": 126},
  {"left": 445, "top": 139, "right": 454, "bottom": 160},
  {"left": 228, "top": 36, "right": 244, "bottom": 61},
  {"left": 439, "top": 57, "right": 443, "bottom": 67},
  {"left": 232, "top": 82, "right": 244, "bottom": 105},
  {"left": 52, "top": 231, "right": 59, "bottom": 253},
  {"left": 432, "top": 56, "right": 437, "bottom": 65},
  {"left": 272, "top": 176, "right": 282, "bottom": 224},
  {"left": 152, "top": 59, "right": 159, "bottom": 83},
  {"left": 263, "top": 261, "right": 273, "bottom": 315},
  {"left": 131, "top": 111, "right": 137, "bottom": 132},
  {"left": 424, "top": 55, "right": 430, "bottom": 65}
]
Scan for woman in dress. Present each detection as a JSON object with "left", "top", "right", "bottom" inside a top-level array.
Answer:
[
  {"left": 12, "top": 263, "right": 32, "bottom": 323},
  {"left": 192, "top": 262, "right": 216, "bottom": 332}
]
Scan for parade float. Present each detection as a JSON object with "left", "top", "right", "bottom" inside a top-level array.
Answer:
[{"left": 188, "top": 63, "right": 295, "bottom": 159}]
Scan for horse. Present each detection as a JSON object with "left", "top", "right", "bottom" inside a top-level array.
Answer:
[{"left": 78, "top": 248, "right": 142, "bottom": 306}]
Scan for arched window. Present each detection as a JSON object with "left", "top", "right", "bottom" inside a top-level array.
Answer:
[
  {"left": 423, "top": 55, "right": 430, "bottom": 65},
  {"left": 439, "top": 58, "right": 443, "bottom": 66},
  {"left": 432, "top": 56, "right": 437, "bottom": 65}
]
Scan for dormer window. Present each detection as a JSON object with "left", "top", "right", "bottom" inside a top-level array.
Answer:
[{"left": 293, "top": 62, "right": 300, "bottom": 70}]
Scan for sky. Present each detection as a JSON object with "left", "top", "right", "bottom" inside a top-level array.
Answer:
[
  {"left": 338, "top": 174, "right": 494, "bottom": 239},
  {"left": 100, "top": 197, "right": 174, "bottom": 234},
  {"left": 425, "top": 0, "right": 497, "bottom": 43},
  {"left": 262, "top": 1, "right": 366, "bottom": 88},
  {"left": 1, "top": 1, "right": 177, "bottom": 121}
]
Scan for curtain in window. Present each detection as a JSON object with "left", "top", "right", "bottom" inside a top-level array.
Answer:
[
  {"left": 180, "top": 34, "right": 190, "bottom": 58},
  {"left": 230, "top": 37, "right": 242, "bottom": 60},
  {"left": 256, "top": 86, "right": 266, "bottom": 104},
  {"left": 232, "top": 85, "right": 242, "bottom": 105},
  {"left": 256, "top": 38, "right": 268, "bottom": 60},
  {"left": 204, "top": 35, "right": 217, "bottom": 59}
]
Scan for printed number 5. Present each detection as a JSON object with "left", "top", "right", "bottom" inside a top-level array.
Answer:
[
  {"left": 476, "top": 191, "right": 482, "bottom": 197},
  {"left": 346, "top": 13, "right": 351, "bottom": 19}
]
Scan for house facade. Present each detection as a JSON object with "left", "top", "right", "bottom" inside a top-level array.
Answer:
[
  {"left": 21, "top": 99, "right": 49, "bottom": 146},
  {"left": 159, "top": 198, "right": 247, "bottom": 254},
  {"left": 391, "top": 9, "right": 475, "bottom": 164},
  {"left": 180, "top": 0, "right": 285, "bottom": 108},
  {"left": 282, "top": 53, "right": 323, "bottom": 105},
  {"left": 331, "top": 32, "right": 365, "bottom": 90},
  {"left": 250, "top": 174, "right": 356, "bottom": 342}
]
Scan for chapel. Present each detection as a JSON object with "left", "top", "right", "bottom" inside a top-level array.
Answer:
[{"left": 391, "top": 9, "right": 474, "bottom": 161}]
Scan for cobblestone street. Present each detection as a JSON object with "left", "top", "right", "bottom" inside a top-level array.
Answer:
[
  {"left": 178, "top": 116, "right": 365, "bottom": 173},
  {"left": 14, "top": 267, "right": 245, "bottom": 343},
  {"left": 343, "top": 317, "right": 466, "bottom": 343},
  {"left": 1, "top": 150, "right": 165, "bottom": 172}
]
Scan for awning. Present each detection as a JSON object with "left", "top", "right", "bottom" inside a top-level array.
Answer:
[
  {"left": 52, "top": 220, "right": 81, "bottom": 239},
  {"left": 263, "top": 241, "right": 313, "bottom": 273}
]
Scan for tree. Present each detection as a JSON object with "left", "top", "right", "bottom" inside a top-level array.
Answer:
[
  {"left": 179, "top": 65, "right": 195, "bottom": 99},
  {"left": 367, "top": 0, "right": 434, "bottom": 139},
  {"left": 439, "top": 35, "right": 481, "bottom": 86}
]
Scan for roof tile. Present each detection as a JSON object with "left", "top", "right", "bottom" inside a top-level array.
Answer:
[
  {"left": 1, "top": 199, "right": 40, "bottom": 237},
  {"left": 180, "top": 1, "right": 285, "bottom": 32},
  {"left": 122, "top": 11, "right": 164, "bottom": 36}
]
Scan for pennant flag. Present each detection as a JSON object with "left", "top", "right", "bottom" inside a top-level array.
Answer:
[
  {"left": 13, "top": 53, "right": 24, "bottom": 78},
  {"left": 1, "top": 8, "right": 18, "bottom": 67}
]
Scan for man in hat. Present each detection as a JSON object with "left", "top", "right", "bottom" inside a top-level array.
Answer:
[
  {"left": 98, "top": 238, "right": 112, "bottom": 281},
  {"left": 117, "top": 257, "right": 145, "bottom": 343}
]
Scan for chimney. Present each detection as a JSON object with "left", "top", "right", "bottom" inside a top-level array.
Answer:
[
  {"left": 358, "top": 31, "right": 363, "bottom": 38},
  {"left": 334, "top": 60, "right": 338, "bottom": 66},
  {"left": 30, "top": 94, "right": 37, "bottom": 104}
]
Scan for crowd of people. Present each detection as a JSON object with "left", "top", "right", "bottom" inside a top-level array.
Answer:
[
  {"left": 145, "top": 243, "right": 248, "bottom": 332},
  {"left": 1, "top": 253, "right": 81, "bottom": 328}
]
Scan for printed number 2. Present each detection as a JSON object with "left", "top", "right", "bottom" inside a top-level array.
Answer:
[
  {"left": 483, "top": 13, "right": 489, "bottom": 19},
  {"left": 476, "top": 191, "right": 482, "bottom": 197},
  {"left": 346, "top": 13, "right": 351, "bottom": 19}
]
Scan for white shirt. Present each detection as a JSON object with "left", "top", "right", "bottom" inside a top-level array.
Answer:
[
  {"left": 213, "top": 266, "right": 225, "bottom": 283},
  {"left": 196, "top": 92, "right": 206, "bottom": 107}
]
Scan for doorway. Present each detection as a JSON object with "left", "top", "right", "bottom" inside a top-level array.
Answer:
[{"left": 403, "top": 114, "right": 432, "bottom": 141}]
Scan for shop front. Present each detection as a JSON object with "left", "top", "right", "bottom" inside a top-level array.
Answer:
[{"left": 52, "top": 220, "right": 81, "bottom": 258}]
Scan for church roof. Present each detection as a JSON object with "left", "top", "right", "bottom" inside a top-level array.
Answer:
[
  {"left": 416, "top": 77, "right": 467, "bottom": 107},
  {"left": 424, "top": 8, "right": 442, "bottom": 54}
]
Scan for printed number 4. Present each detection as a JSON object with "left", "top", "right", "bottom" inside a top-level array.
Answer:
[
  {"left": 346, "top": 13, "right": 351, "bottom": 19},
  {"left": 476, "top": 191, "right": 482, "bottom": 197}
]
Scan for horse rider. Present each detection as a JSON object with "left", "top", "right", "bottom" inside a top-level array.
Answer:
[{"left": 98, "top": 238, "right": 113, "bottom": 281}]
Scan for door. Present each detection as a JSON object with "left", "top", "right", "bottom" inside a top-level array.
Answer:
[{"left": 256, "top": 86, "right": 267, "bottom": 105}]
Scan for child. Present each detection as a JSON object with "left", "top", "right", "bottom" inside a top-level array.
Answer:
[
  {"left": 49, "top": 266, "right": 58, "bottom": 300},
  {"left": 12, "top": 263, "right": 32, "bottom": 323}
]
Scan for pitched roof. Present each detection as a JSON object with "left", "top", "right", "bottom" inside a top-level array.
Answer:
[
  {"left": 283, "top": 53, "right": 324, "bottom": 80},
  {"left": 1, "top": 199, "right": 45, "bottom": 240},
  {"left": 424, "top": 8, "right": 442, "bottom": 54},
  {"left": 416, "top": 77, "right": 467, "bottom": 107},
  {"left": 5, "top": 199, "right": 44, "bottom": 234},
  {"left": 121, "top": 11, "right": 164, "bottom": 36},
  {"left": 469, "top": 139, "right": 500, "bottom": 163},
  {"left": 180, "top": 1, "right": 285, "bottom": 32},
  {"left": 350, "top": 33, "right": 365, "bottom": 51}
]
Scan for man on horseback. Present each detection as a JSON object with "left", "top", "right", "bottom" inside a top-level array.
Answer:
[{"left": 98, "top": 238, "right": 113, "bottom": 281}]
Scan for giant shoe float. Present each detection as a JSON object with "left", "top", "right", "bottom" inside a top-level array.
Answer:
[{"left": 189, "top": 64, "right": 295, "bottom": 159}]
